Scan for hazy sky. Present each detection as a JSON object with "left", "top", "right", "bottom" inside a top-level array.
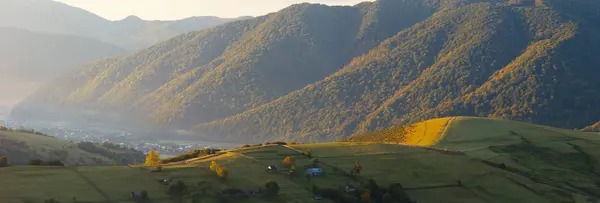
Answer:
[{"left": 55, "top": 0, "right": 370, "bottom": 21}]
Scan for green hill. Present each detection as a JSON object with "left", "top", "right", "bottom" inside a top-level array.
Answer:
[
  {"left": 3, "top": 118, "right": 600, "bottom": 203},
  {"left": 0, "top": 129, "right": 144, "bottom": 166}
]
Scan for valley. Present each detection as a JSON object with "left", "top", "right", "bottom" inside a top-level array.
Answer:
[{"left": 2, "top": 0, "right": 600, "bottom": 202}]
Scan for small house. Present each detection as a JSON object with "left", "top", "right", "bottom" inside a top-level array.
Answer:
[
  {"left": 306, "top": 168, "right": 324, "bottom": 177},
  {"left": 266, "top": 165, "right": 278, "bottom": 173}
]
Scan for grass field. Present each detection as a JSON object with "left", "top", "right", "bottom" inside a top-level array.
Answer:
[
  {"left": 3, "top": 117, "right": 600, "bottom": 203},
  {"left": 0, "top": 131, "right": 113, "bottom": 165}
]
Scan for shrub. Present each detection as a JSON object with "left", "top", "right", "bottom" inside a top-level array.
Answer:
[
  {"left": 242, "top": 144, "right": 251, "bottom": 148},
  {"left": 282, "top": 156, "right": 294, "bottom": 168},
  {"left": 46, "top": 160, "right": 65, "bottom": 166},
  {"left": 140, "top": 190, "right": 148, "bottom": 199},
  {"left": 264, "top": 181, "right": 280, "bottom": 196},
  {"left": 169, "top": 181, "right": 188, "bottom": 195},
  {"left": 266, "top": 141, "right": 287, "bottom": 145},
  {"left": 29, "top": 159, "right": 43, "bottom": 165},
  {"left": 0, "top": 156, "right": 8, "bottom": 167},
  {"left": 309, "top": 158, "right": 319, "bottom": 167},
  {"left": 305, "top": 149, "right": 312, "bottom": 157}
]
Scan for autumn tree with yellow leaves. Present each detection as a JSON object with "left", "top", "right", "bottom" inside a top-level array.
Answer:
[
  {"left": 145, "top": 150, "right": 161, "bottom": 166},
  {"left": 209, "top": 160, "right": 228, "bottom": 179},
  {"left": 282, "top": 156, "right": 294, "bottom": 168}
]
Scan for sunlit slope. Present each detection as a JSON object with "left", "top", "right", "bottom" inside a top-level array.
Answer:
[
  {"left": 349, "top": 117, "right": 454, "bottom": 146},
  {"left": 0, "top": 131, "right": 143, "bottom": 165},
  {"left": 351, "top": 116, "right": 600, "bottom": 150}
]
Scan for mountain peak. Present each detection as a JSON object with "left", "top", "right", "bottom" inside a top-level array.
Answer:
[{"left": 121, "top": 15, "right": 143, "bottom": 22}]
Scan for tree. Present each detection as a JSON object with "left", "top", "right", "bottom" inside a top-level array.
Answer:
[
  {"left": 0, "top": 156, "right": 8, "bottom": 167},
  {"left": 282, "top": 156, "right": 294, "bottom": 168},
  {"left": 145, "top": 150, "right": 160, "bottom": 166},
  {"left": 351, "top": 161, "right": 362, "bottom": 177},
  {"left": 216, "top": 167, "right": 229, "bottom": 179},
  {"left": 305, "top": 149, "right": 312, "bottom": 157},
  {"left": 264, "top": 180, "right": 280, "bottom": 197},
  {"left": 210, "top": 161, "right": 219, "bottom": 171}
]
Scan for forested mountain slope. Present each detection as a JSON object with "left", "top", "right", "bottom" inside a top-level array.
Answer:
[
  {"left": 14, "top": 0, "right": 469, "bottom": 127},
  {"left": 195, "top": 0, "right": 600, "bottom": 142},
  {"left": 14, "top": 0, "right": 600, "bottom": 143}
]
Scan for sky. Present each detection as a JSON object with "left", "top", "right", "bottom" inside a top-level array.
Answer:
[{"left": 55, "top": 0, "right": 370, "bottom": 21}]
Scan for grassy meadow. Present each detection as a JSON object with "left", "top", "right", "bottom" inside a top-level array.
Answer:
[{"left": 2, "top": 117, "right": 600, "bottom": 203}]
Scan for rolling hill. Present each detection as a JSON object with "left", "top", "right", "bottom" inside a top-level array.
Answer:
[
  {"left": 0, "top": 0, "right": 249, "bottom": 50},
  {"left": 2, "top": 118, "right": 600, "bottom": 203},
  {"left": 0, "top": 128, "right": 144, "bottom": 166},
  {"left": 12, "top": 0, "right": 600, "bottom": 143}
]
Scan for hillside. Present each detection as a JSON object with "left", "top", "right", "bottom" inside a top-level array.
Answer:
[
  {"left": 3, "top": 118, "right": 600, "bottom": 203},
  {"left": 0, "top": 129, "right": 144, "bottom": 166},
  {"left": 582, "top": 121, "right": 600, "bottom": 132},
  {"left": 0, "top": 0, "right": 247, "bottom": 50},
  {"left": 12, "top": 0, "right": 465, "bottom": 128},
  {"left": 12, "top": 0, "right": 600, "bottom": 143},
  {"left": 195, "top": 0, "right": 600, "bottom": 142}
]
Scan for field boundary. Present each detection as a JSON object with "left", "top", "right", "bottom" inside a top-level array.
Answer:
[{"left": 67, "top": 168, "right": 111, "bottom": 202}]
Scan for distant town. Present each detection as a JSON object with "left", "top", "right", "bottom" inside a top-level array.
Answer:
[{"left": 0, "top": 118, "right": 239, "bottom": 158}]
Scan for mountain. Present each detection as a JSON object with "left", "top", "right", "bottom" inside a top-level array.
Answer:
[
  {"left": 0, "top": 128, "right": 144, "bottom": 165},
  {"left": 194, "top": 0, "right": 600, "bottom": 142},
  {"left": 0, "top": 27, "right": 126, "bottom": 107},
  {"left": 12, "top": 0, "right": 463, "bottom": 128},
  {"left": 0, "top": 27, "right": 125, "bottom": 80},
  {"left": 0, "top": 0, "right": 249, "bottom": 50},
  {"left": 13, "top": 0, "right": 600, "bottom": 142}
]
